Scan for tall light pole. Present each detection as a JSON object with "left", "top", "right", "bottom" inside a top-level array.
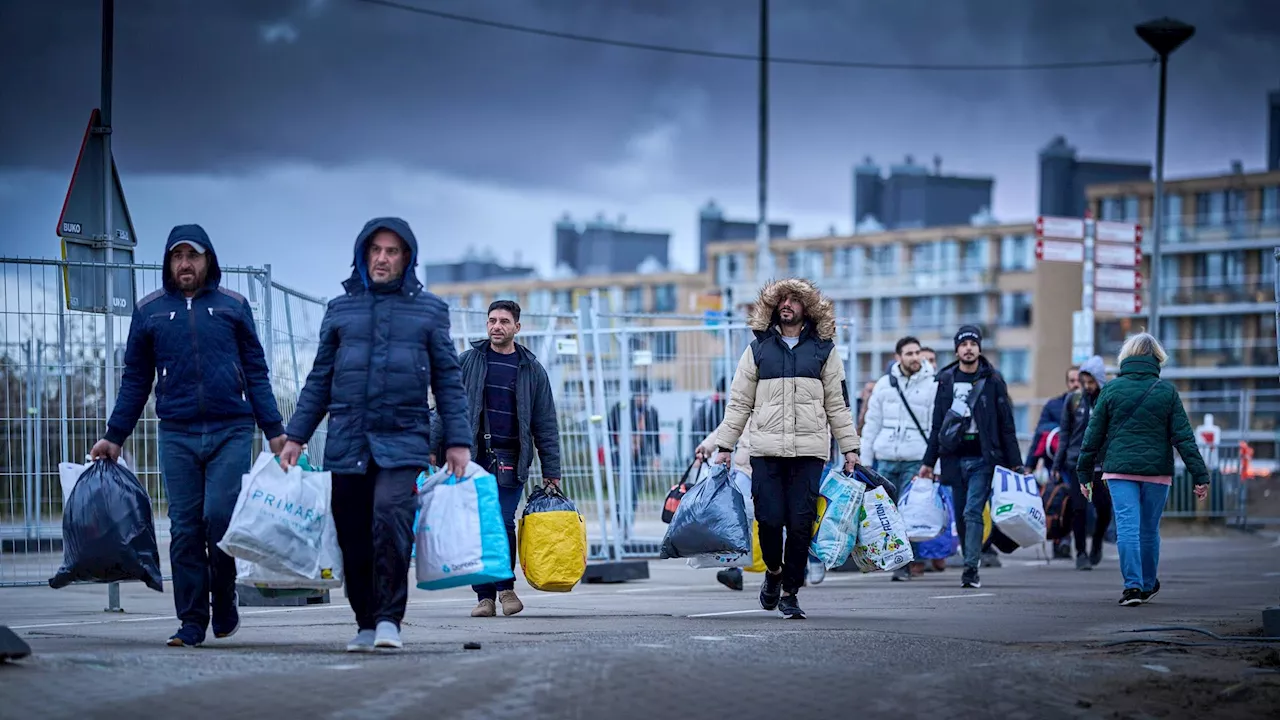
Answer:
[
  {"left": 754, "top": 0, "right": 774, "bottom": 286},
  {"left": 1135, "top": 17, "right": 1194, "bottom": 345}
]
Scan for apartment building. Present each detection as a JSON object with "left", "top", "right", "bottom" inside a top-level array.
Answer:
[
  {"left": 1085, "top": 167, "right": 1280, "bottom": 457},
  {"left": 708, "top": 222, "right": 1084, "bottom": 439}
]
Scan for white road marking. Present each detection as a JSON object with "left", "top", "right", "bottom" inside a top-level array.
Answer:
[
  {"left": 615, "top": 587, "right": 663, "bottom": 594},
  {"left": 930, "top": 593, "right": 995, "bottom": 600},
  {"left": 1264, "top": 572, "right": 1280, "bottom": 577},
  {"left": 733, "top": 634, "right": 763, "bottom": 638},
  {"left": 1142, "top": 664, "right": 1171, "bottom": 674},
  {"left": 9, "top": 598, "right": 471, "bottom": 631},
  {"left": 686, "top": 609, "right": 768, "bottom": 618},
  {"left": 325, "top": 664, "right": 363, "bottom": 671},
  {"left": 634, "top": 643, "right": 670, "bottom": 649},
  {"left": 691, "top": 636, "right": 727, "bottom": 641}
]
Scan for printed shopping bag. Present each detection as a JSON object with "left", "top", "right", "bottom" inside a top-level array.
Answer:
[
  {"left": 851, "top": 484, "right": 914, "bottom": 573},
  {"left": 914, "top": 486, "right": 960, "bottom": 560},
  {"left": 989, "top": 465, "right": 1046, "bottom": 548},
  {"left": 899, "top": 477, "right": 948, "bottom": 542},
  {"left": 415, "top": 461, "right": 513, "bottom": 591},
  {"left": 810, "top": 469, "right": 868, "bottom": 569},
  {"left": 410, "top": 465, "right": 437, "bottom": 560},
  {"left": 660, "top": 463, "right": 751, "bottom": 559},
  {"left": 217, "top": 452, "right": 333, "bottom": 579},
  {"left": 518, "top": 484, "right": 588, "bottom": 592}
]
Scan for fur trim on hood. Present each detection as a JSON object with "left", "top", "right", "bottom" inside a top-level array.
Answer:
[{"left": 747, "top": 278, "right": 837, "bottom": 340}]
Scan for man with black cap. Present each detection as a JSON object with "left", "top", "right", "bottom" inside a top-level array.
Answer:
[
  {"left": 90, "top": 224, "right": 288, "bottom": 648},
  {"left": 919, "top": 324, "right": 1023, "bottom": 589}
]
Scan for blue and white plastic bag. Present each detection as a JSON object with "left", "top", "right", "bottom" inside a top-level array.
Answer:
[
  {"left": 990, "top": 465, "right": 1046, "bottom": 548},
  {"left": 218, "top": 452, "right": 334, "bottom": 579},
  {"left": 810, "top": 469, "right": 867, "bottom": 569},
  {"left": 899, "top": 477, "right": 948, "bottom": 542},
  {"left": 414, "top": 461, "right": 514, "bottom": 591}
]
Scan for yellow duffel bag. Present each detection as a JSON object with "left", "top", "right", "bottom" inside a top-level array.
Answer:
[{"left": 517, "top": 484, "right": 588, "bottom": 592}]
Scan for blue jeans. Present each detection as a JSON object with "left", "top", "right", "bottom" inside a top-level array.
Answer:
[
  {"left": 158, "top": 424, "right": 254, "bottom": 633},
  {"left": 472, "top": 481, "right": 523, "bottom": 600},
  {"left": 1109, "top": 479, "right": 1170, "bottom": 592},
  {"left": 953, "top": 456, "right": 992, "bottom": 571}
]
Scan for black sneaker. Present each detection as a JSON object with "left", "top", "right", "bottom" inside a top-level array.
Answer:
[
  {"left": 891, "top": 567, "right": 910, "bottom": 582},
  {"left": 166, "top": 625, "right": 204, "bottom": 648},
  {"left": 1075, "top": 552, "right": 1092, "bottom": 571},
  {"left": 212, "top": 592, "right": 240, "bottom": 639},
  {"left": 1089, "top": 541, "right": 1104, "bottom": 567},
  {"left": 961, "top": 569, "right": 981, "bottom": 588},
  {"left": 981, "top": 551, "right": 1003, "bottom": 568},
  {"left": 777, "top": 594, "right": 806, "bottom": 619},
  {"left": 1119, "top": 588, "right": 1144, "bottom": 607},
  {"left": 759, "top": 571, "right": 782, "bottom": 611},
  {"left": 717, "top": 567, "right": 744, "bottom": 591},
  {"left": 1140, "top": 580, "right": 1160, "bottom": 603}
]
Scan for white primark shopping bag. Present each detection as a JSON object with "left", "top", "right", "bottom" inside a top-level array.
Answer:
[
  {"left": 989, "top": 465, "right": 1046, "bottom": 548},
  {"left": 235, "top": 515, "right": 344, "bottom": 591},
  {"left": 218, "top": 452, "right": 334, "bottom": 579}
]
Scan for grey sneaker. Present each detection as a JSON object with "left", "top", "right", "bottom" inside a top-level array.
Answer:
[
  {"left": 1075, "top": 552, "right": 1092, "bottom": 571},
  {"left": 346, "top": 629, "right": 376, "bottom": 653},
  {"left": 374, "top": 621, "right": 402, "bottom": 650}
]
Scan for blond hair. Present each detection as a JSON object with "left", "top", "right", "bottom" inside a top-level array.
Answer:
[{"left": 1118, "top": 332, "right": 1168, "bottom": 366}]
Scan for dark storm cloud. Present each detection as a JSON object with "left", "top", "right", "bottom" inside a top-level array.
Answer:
[{"left": 2, "top": 0, "right": 1278, "bottom": 208}]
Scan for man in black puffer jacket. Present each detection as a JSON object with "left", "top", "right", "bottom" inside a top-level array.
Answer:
[{"left": 281, "top": 217, "right": 471, "bottom": 653}]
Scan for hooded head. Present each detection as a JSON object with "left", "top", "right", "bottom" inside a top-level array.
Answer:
[
  {"left": 1078, "top": 354, "right": 1107, "bottom": 395},
  {"left": 163, "top": 224, "right": 220, "bottom": 295},
  {"left": 352, "top": 217, "right": 419, "bottom": 291},
  {"left": 747, "top": 278, "right": 836, "bottom": 340}
]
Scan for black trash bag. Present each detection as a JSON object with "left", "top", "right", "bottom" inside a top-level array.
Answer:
[
  {"left": 659, "top": 464, "right": 750, "bottom": 559},
  {"left": 49, "top": 459, "right": 164, "bottom": 592}
]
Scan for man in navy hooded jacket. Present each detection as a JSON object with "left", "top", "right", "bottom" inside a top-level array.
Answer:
[
  {"left": 91, "top": 224, "right": 287, "bottom": 648},
  {"left": 280, "top": 217, "right": 471, "bottom": 653}
]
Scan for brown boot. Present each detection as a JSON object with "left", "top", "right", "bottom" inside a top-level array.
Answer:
[
  {"left": 471, "top": 599, "right": 496, "bottom": 618},
  {"left": 498, "top": 590, "right": 524, "bottom": 617}
]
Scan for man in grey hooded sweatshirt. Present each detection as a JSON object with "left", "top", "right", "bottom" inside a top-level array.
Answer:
[{"left": 1053, "top": 355, "right": 1114, "bottom": 570}]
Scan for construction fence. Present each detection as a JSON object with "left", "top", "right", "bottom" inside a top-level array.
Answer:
[{"left": 0, "top": 261, "right": 1268, "bottom": 591}]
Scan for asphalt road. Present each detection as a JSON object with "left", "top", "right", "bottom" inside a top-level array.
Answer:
[{"left": 2, "top": 529, "right": 1278, "bottom": 720}]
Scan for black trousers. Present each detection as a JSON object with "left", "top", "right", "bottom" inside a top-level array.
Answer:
[
  {"left": 750, "top": 456, "right": 824, "bottom": 594},
  {"left": 331, "top": 462, "right": 420, "bottom": 631},
  {"left": 1064, "top": 468, "right": 1113, "bottom": 555}
]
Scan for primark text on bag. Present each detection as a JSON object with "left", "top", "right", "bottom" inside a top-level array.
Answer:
[{"left": 218, "top": 452, "right": 335, "bottom": 581}]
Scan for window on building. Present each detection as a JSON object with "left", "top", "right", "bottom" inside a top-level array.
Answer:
[
  {"left": 910, "top": 243, "right": 936, "bottom": 272},
  {"left": 997, "top": 349, "right": 1030, "bottom": 384},
  {"left": 1101, "top": 197, "right": 1123, "bottom": 221},
  {"left": 910, "top": 296, "right": 939, "bottom": 329},
  {"left": 1123, "top": 195, "right": 1139, "bottom": 222},
  {"left": 1195, "top": 191, "right": 1226, "bottom": 227},
  {"left": 624, "top": 286, "right": 644, "bottom": 313},
  {"left": 652, "top": 284, "right": 677, "bottom": 312},
  {"left": 999, "top": 292, "right": 1033, "bottom": 327},
  {"left": 957, "top": 294, "right": 984, "bottom": 324},
  {"left": 653, "top": 331, "right": 678, "bottom": 361},
  {"left": 1263, "top": 186, "right": 1280, "bottom": 225},
  {"left": 869, "top": 244, "right": 896, "bottom": 276},
  {"left": 1013, "top": 405, "right": 1031, "bottom": 437},
  {"left": 1000, "top": 234, "right": 1034, "bottom": 271},
  {"left": 1165, "top": 194, "right": 1184, "bottom": 242},
  {"left": 961, "top": 238, "right": 989, "bottom": 271},
  {"left": 879, "top": 298, "right": 900, "bottom": 330}
]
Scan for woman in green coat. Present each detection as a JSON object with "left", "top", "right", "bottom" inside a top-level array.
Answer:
[{"left": 1076, "top": 332, "right": 1210, "bottom": 607}]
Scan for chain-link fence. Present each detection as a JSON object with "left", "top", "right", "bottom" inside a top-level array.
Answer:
[
  {"left": 0, "top": 257, "right": 327, "bottom": 588},
  {"left": 2, "top": 272, "right": 1273, "bottom": 590}
]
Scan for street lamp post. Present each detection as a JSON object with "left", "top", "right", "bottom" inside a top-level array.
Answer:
[
  {"left": 1135, "top": 18, "right": 1195, "bottom": 346},
  {"left": 754, "top": 0, "right": 774, "bottom": 287}
]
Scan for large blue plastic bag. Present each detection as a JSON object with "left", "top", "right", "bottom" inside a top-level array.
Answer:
[
  {"left": 810, "top": 469, "right": 867, "bottom": 569},
  {"left": 915, "top": 487, "right": 959, "bottom": 560},
  {"left": 49, "top": 458, "right": 163, "bottom": 592},
  {"left": 660, "top": 463, "right": 751, "bottom": 559},
  {"left": 415, "top": 461, "right": 514, "bottom": 591},
  {"left": 217, "top": 452, "right": 334, "bottom": 579}
]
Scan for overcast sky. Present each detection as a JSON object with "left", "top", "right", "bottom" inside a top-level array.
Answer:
[{"left": 2, "top": 0, "right": 1278, "bottom": 298}]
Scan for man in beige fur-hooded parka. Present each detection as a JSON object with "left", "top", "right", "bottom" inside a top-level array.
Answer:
[{"left": 713, "top": 278, "right": 860, "bottom": 619}]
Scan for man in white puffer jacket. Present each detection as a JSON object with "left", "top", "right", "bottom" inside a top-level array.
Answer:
[{"left": 861, "top": 336, "right": 938, "bottom": 580}]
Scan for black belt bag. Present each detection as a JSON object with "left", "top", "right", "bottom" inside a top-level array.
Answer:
[{"left": 481, "top": 408, "right": 521, "bottom": 488}]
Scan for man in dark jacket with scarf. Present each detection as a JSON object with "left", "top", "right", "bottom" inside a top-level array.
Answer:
[
  {"left": 281, "top": 217, "right": 470, "bottom": 653},
  {"left": 919, "top": 325, "right": 1023, "bottom": 589},
  {"left": 91, "top": 224, "right": 287, "bottom": 648},
  {"left": 445, "top": 299, "right": 561, "bottom": 619}
]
